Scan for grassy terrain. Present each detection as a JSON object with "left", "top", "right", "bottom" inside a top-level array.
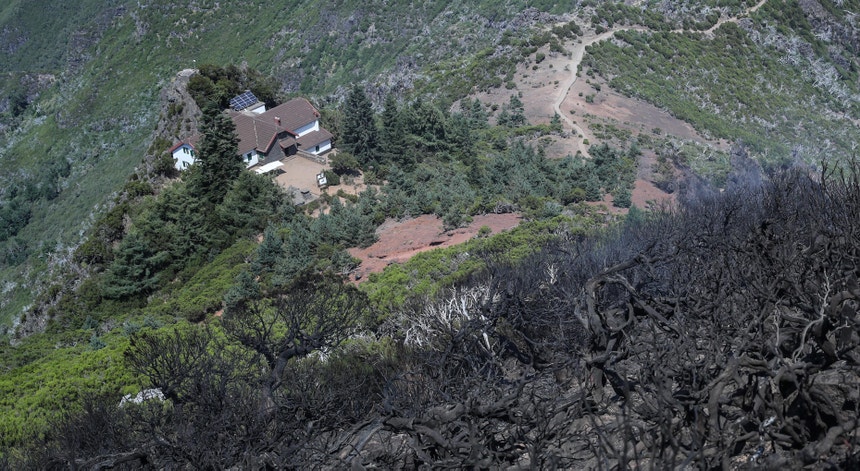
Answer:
[{"left": 0, "top": 238, "right": 253, "bottom": 448}]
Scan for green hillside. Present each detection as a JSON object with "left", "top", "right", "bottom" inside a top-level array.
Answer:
[
  {"left": 2, "top": 0, "right": 858, "bottom": 327},
  {"left": 0, "top": 0, "right": 859, "bottom": 467},
  {"left": 584, "top": 0, "right": 860, "bottom": 162},
  {"left": 0, "top": 0, "right": 572, "bottom": 327}
]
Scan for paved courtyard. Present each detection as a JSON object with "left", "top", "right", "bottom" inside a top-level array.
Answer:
[{"left": 273, "top": 155, "right": 327, "bottom": 195}]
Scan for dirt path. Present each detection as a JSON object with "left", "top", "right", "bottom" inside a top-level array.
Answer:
[
  {"left": 699, "top": 0, "right": 768, "bottom": 35},
  {"left": 348, "top": 1, "right": 771, "bottom": 278},
  {"left": 552, "top": 27, "right": 647, "bottom": 157},
  {"left": 553, "top": 0, "right": 768, "bottom": 158}
]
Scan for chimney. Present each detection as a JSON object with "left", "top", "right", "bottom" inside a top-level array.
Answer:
[{"left": 274, "top": 117, "right": 281, "bottom": 126}]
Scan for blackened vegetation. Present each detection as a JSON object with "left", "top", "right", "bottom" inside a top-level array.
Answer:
[
  {"left": 31, "top": 164, "right": 860, "bottom": 468},
  {"left": 559, "top": 162, "right": 860, "bottom": 468}
]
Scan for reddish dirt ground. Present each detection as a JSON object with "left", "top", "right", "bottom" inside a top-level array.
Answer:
[
  {"left": 348, "top": 213, "right": 522, "bottom": 281},
  {"left": 631, "top": 177, "right": 673, "bottom": 209},
  {"left": 633, "top": 150, "right": 677, "bottom": 209},
  {"left": 459, "top": 18, "right": 765, "bottom": 216},
  {"left": 308, "top": 9, "right": 774, "bottom": 273}
]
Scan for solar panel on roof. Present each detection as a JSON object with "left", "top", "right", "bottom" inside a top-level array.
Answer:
[{"left": 230, "top": 91, "right": 259, "bottom": 111}]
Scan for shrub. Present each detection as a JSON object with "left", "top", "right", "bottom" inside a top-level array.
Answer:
[
  {"left": 324, "top": 170, "right": 341, "bottom": 186},
  {"left": 330, "top": 152, "right": 360, "bottom": 175},
  {"left": 612, "top": 186, "right": 632, "bottom": 208}
]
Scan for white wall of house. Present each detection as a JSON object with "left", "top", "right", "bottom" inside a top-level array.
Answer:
[
  {"left": 293, "top": 120, "right": 319, "bottom": 137},
  {"left": 243, "top": 151, "right": 260, "bottom": 168},
  {"left": 249, "top": 103, "right": 267, "bottom": 114},
  {"left": 310, "top": 139, "right": 332, "bottom": 155},
  {"left": 172, "top": 144, "right": 196, "bottom": 171}
]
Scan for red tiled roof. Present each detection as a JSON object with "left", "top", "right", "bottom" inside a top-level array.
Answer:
[
  {"left": 168, "top": 134, "right": 201, "bottom": 153},
  {"left": 229, "top": 111, "right": 297, "bottom": 155},
  {"left": 279, "top": 136, "right": 297, "bottom": 149},
  {"left": 259, "top": 98, "right": 320, "bottom": 133},
  {"left": 228, "top": 98, "right": 331, "bottom": 158},
  {"left": 297, "top": 129, "right": 333, "bottom": 149}
]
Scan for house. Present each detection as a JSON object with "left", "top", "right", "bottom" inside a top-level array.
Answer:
[
  {"left": 171, "top": 96, "right": 333, "bottom": 172},
  {"left": 261, "top": 98, "right": 333, "bottom": 155},
  {"left": 169, "top": 135, "right": 200, "bottom": 171},
  {"left": 229, "top": 111, "right": 299, "bottom": 167},
  {"left": 228, "top": 97, "right": 333, "bottom": 169}
]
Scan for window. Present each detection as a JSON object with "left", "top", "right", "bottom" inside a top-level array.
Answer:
[{"left": 315, "top": 145, "right": 320, "bottom": 152}]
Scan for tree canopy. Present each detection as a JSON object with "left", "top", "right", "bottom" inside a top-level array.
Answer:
[
  {"left": 341, "top": 85, "right": 379, "bottom": 168},
  {"left": 189, "top": 107, "right": 242, "bottom": 206}
]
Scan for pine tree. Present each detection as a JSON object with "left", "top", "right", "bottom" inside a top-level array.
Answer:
[
  {"left": 585, "top": 174, "right": 603, "bottom": 202},
  {"left": 496, "top": 109, "right": 511, "bottom": 127},
  {"left": 102, "top": 231, "right": 166, "bottom": 299},
  {"left": 189, "top": 106, "right": 242, "bottom": 205},
  {"left": 341, "top": 85, "right": 379, "bottom": 168},
  {"left": 252, "top": 225, "right": 285, "bottom": 276},
  {"left": 378, "top": 94, "right": 409, "bottom": 168},
  {"left": 508, "top": 94, "right": 527, "bottom": 127},
  {"left": 467, "top": 98, "right": 489, "bottom": 129},
  {"left": 403, "top": 99, "right": 448, "bottom": 155},
  {"left": 223, "top": 270, "right": 261, "bottom": 314},
  {"left": 217, "top": 171, "right": 284, "bottom": 237},
  {"left": 613, "top": 185, "right": 632, "bottom": 208}
]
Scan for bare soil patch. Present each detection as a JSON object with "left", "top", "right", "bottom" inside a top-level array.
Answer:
[
  {"left": 349, "top": 213, "right": 521, "bottom": 281},
  {"left": 324, "top": 172, "right": 368, "bottom": 198},
  {"left": 632, "top": 176, "right": 674, "bottom": 209},
  {"left": 273, "top": 156, "right": 327, "bottom": 195},
  {"left": 461, "top": 33, "right": 711, "bottom": 213},
  {"left": 565, "top": 75, "right": 729, "bottom": 151}
]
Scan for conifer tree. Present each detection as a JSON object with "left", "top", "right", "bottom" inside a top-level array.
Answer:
[
  {"left": 403, "top": 98, "right": 448, "bottom": 155},
  {"left": 189, "top": 105, "right": 241, "bottom": 205},
  {"left": 467, "top": 98, "right": 489, "bottom": 129},
  {"left": 252, "top": 225, "right": 285, "bottom": 276},
  {"left": 224, "top": 270, "right": 261, "bottom": 314},
  {"left": 507, "top": 94, "right": 527, "bottom": 127},
  {"left": 379, "top": 94, "right": 408, "bottom": 168},
  {"left": 613, "top": 185, "right": 632, "bottom": 208},
  {"left": 585, "top": 174, "right": 603, "bottom": 202},
  {"left": 496, "top": 108, "right": 511, "bottom": 127},
  {"left": 102, "top": 231, "right": 166, "bottom": 298},
  {"left": 341, "top": 85, "right": 379, "bottom": 167}
]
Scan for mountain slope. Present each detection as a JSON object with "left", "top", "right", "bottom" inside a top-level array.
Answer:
[
  {"left": 1, "top": 1, "right": 859, "bottom": 465},
  {"left": 0, "top": 0, "right": 570, "bottom": 328}
]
